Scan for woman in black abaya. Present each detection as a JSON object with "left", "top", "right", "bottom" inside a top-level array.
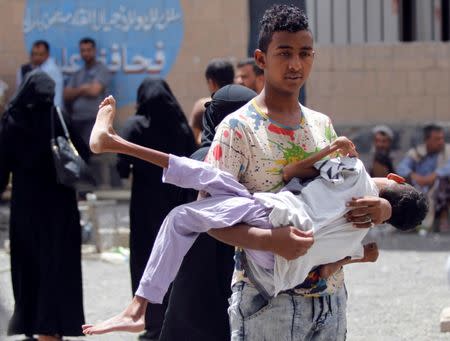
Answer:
[
  {"left": 159, "top": 84, "right": 257, "bottom": 341},
  {"left": 0, "top": 70, "right": 85, "bottom": 341},
  {"left": 116, "top": 78, "right": 196, "bottom": 340}
]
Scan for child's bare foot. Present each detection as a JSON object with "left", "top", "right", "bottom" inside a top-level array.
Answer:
[
  {"left": 82, "top": 311, "right": 144, "bottom": 335},
  {"left": 82, "top": 296, "right": 147, "bottom": 335},
  {"left": 89, "top": 95, "right": 118, "bottom": 154}
]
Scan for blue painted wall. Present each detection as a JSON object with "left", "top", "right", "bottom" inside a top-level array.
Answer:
[{"left": 24, "top": 0, "right": 184, "bottom": 107}]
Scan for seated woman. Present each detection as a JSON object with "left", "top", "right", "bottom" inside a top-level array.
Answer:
[{"left": 83, "top": 96, "right": 428, "bottom": 336}]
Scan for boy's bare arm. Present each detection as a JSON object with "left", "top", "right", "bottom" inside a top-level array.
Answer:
[
  {"left": 208, "top": 224, "right": 314, "bottom": 260},
  {"left": 282, "top": 136, "right": 358, "bottom": 183}
]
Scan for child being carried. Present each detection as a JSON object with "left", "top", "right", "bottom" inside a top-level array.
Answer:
[{"left": 83, "top": 96, "right": 428, "bottom": 336}]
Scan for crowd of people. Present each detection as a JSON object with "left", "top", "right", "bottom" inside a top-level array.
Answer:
[
  {"left": 0, "top": 3, "right": 446, "bottom": 341},
  {"left": 367, "top": 123, "right": 450, "bottom": 232}
]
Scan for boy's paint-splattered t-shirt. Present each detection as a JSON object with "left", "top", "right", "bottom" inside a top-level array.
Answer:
[{"left": 205, "top": 99, "right": 344, "bottom": 297}]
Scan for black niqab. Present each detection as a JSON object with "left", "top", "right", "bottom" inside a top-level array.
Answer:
[
  {"left": 191, "top": 84, "right": 256, "bottom": 161},
  {"left": 1, "top": 70, "right": 88, "bottom": 167},
  {"left": 136, "top": 78, "right": 194, "bottom": 141},
  {"left": 2, "top": 70, "right": 54, "bottom": 137}
]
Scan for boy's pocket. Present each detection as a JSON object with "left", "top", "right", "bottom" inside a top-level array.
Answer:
[{"left": 238, "top": 283, "right": 272, "bottom": 321}]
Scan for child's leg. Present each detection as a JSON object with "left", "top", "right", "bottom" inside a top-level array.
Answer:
[
  {"left": 83, "top": 195, "right": 272, "bottom": 335},
  {"left": 90, "top": 96, "right": 251, "bottom": 198},
  {"left": 136, "top": 195, "right": 272, "bottom": 304},
  {"left": 319, "top": 242, "right": 379, "bottom": 278},
  {"left": 163, "top": 154, "right": 251, "bottom": 198},
  {"left": 89, "top": 95, "right": 170, "bottom": 168}
]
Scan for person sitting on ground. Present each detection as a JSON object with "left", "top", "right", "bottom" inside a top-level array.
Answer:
[
  {"left": 370, "top": 125, "right": 395, "bottom": 177},
  {"left": 397, "top": 123, "right": 450, "bottom": 232},
  {"left": 82, "top": 96, "right": 428, "bottom": 336}
]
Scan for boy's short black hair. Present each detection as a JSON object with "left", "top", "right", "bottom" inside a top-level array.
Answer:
[
  {"left": 379, "top": 183, "right": 428, "bottom": 231},
  {"left": 32, "top": 40, "right": 50, "bottom": 52},
  {"left": 258, "top": 4, "right": 309, "bottom": 52},
  {"left": 237, "top": 58, "right": 264, "bottom": 76},
  {"left": 205, "top": 58, "right": 235, "bottom": 88},
  {"left": 79, "top": 37, "right": 96, "bottom": 48}
]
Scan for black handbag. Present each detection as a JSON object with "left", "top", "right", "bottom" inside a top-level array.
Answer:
[{"left": 50, "top": 106, "right": 95, "bottom": 189}]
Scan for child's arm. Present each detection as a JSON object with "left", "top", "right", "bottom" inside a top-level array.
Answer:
[
  {"left": 318, "top": 242, "right": 378, "bottom": 278},
  {"left": 282, "top": 136, "right": 358, "bottom": 183}
]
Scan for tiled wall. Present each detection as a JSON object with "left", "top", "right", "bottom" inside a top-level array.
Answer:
[{"left": 307, "top": 42, "right": 450, "bottom": 125}]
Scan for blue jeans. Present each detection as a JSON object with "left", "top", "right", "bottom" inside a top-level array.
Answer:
[{"left": 228, "top": 282, "right": 347, "bottom": 341}]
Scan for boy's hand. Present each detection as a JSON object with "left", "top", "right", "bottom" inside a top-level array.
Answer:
[
  {"left": 345, "top": 196, "right": 392, "bottom": 228},
  {"left": 267, "top": 226, "right": 314, "bottom": 260},
  {"left": 331, "top": 136, "right": 358, "bottom": 157}
]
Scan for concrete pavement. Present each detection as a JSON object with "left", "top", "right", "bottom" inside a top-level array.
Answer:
[{"left": 0, "top": 230, "right": 449, "bottom": 341}]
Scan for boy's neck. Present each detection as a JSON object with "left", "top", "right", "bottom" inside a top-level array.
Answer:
[{"left": 255, "top": 86, "right": 302, "bottom": 124}]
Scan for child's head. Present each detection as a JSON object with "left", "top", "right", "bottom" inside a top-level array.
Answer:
[{"left": 378, "top": 182, "right": 428, "bottom": 231}]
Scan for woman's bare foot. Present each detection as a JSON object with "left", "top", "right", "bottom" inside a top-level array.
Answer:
[
  {"left": 89, "top": 95, "right": 118, "bottom": 154},
  {"left": 319, "top": 242, "right": 379, "bottom": 278},
  {"left": 82, "top": 296, "right": 147, "bottom": 335}
]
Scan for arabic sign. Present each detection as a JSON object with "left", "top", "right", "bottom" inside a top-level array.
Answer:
[{"left": 24, "top": 0, "right": 184, "bottom": 107}]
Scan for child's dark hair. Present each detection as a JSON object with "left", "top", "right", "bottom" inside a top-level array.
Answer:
[
  {"left": 379, "top": 183, "right": 428, "bottom": 231},
  {"left": 258, "top": 4, "right": 309, "bottom": 52}
]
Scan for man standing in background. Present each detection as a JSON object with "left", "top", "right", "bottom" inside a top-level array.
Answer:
[
  {"left": 16, "top": 40, "right": 63, "bottom": 107},
  {"left": 397, "top": 124, "right": 450, "bottom": 232},
  {"left": 64, "top": 37, "right": 112, "bottom": 188},
  {"left": 235, "top": 57, "right": 265, "bottom": 93},
  {"left": 64, "top": 37, "right": 111, "bottom": 148},
  {"left": 189, "top": 58, "right": 234, "bottom": 146}
]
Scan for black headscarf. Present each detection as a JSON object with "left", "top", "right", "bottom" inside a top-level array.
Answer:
[
  {"left": 0, "top": 70, "right": 89, "bottom": 166},
  {"left": 134, "top": 77, "right": 196, "bottom": 154},
  {"left": 136, "top": 78, "right": 187, "bottom": 128},
  {"left": 117, "top": 78, "right": 196, "bottom": 179},
  {"left": 2, "top": 69, "right": 54, "bottom": 134},
  {"left": 191, "top": 84, "right": 256, "bottom": 161},
  {"left": 0, "top": 70, "right": 56, "bottom": 166}
]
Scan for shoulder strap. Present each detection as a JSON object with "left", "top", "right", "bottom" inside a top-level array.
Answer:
[
  {"left": 55, "top": 106, "right": 71, "bottom": 140},
  {"left": 50, "top": 106, "right": 56, "bottom": 140}
]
